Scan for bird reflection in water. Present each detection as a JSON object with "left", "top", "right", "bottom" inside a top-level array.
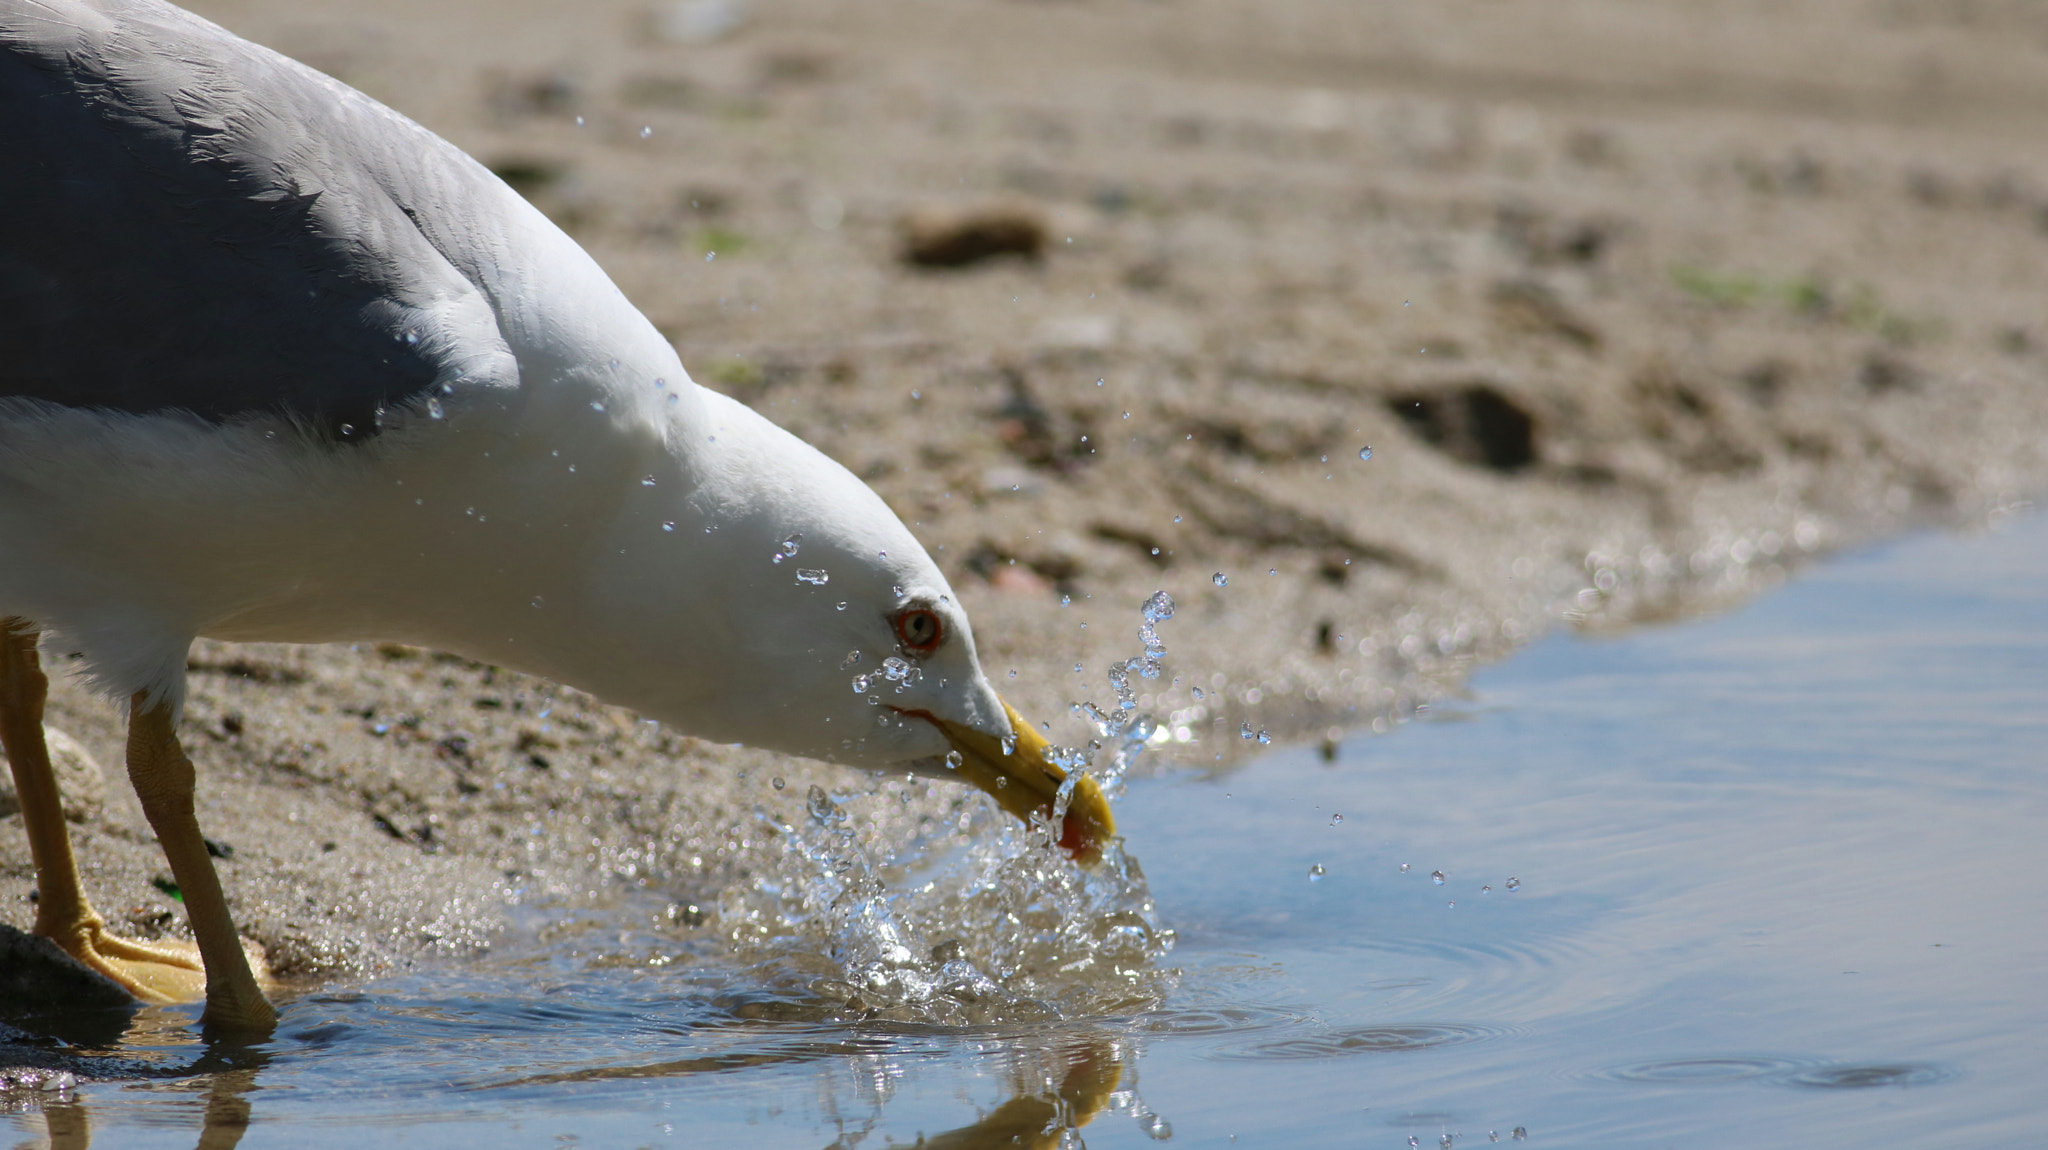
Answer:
[
  {"left": 4, "top": 1021, "right": 1124, "bottom": 1150},
  {"left": 2, "top": 1005, "right": 267, "bottom": 1150},
  {"left": 911, "top": 1038, "right": 1124, "bottom": 1150}
]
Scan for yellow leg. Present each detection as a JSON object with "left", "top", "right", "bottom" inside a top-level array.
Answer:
[
  {"left": 126, "top": 693, "right": 275, "bottom": 1031},
  {"left": 1, "top": 619, "right": 208, "bottom": 1004}
]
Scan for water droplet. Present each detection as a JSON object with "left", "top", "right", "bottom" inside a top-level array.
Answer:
[
  {"left": 1442, "top": 1136, "right": 1454, "bottom": 1149},
  {"left": 995, "top": 776, "right": 1008, "bottom": 788},
  {"left": 1142, "top": 590, "right": 1175, "bottom": 621},
  {"left": 944, "top": 750, "right": 963, "bottom": 770},
  {"left": 771, "top": 533, "right": 803, "bottom": 563},
  {"left": 661, "top": 521, "right": 675, "bottom": 532},
  {"left": 1256, "top": 729, "right": 1270, "bottom": 744},
  {"left": 1190, "top": 685, "right": 1204, "bottom": 700},
  {"left": 530, "top": 596, "right": 544, "bottom": 609},
  {"left": 574, "top": 114, "right": 586, "bottom": 126},
  {"left": 1431, "top": 870, "right": 1446, "bottom": 885},
  {"left": 1240, "top": 723, "right": 1254, "bottom": 740},
  {"left": 1330, "top": 813, "right": 1343, "bottom": 825},
  {"left": 1212, "top": 572, "right": 1228, "bottom": 587},
  {"left": 771, "top": 777, "right": 785, "bottom": 790},
  {"left": 1268, "top": 568, "right": 1278, "bottom": 576},
  {"left": 705, "top": 250, "right": 716, "bottom": 262},
  {"left": 1505, "top": 877, "right": 1521, "bottom": 891},
  {"left": 795, "top": 568, "right": 830, "bottom": 585},
  {"left": 1411, "top": 1138, "right": 1421, "bottom": 1148},
  {"left": 1074, "top": 662, "right": 1084, "bottom": 672},
  {"left": 836, "top": 601, "right": 848, "bottom": 611},
  {"left": 1000, "top": 735, "right": 1017, "bottom": 756},
  {"left": 1400, "top": 862, "right": 1411, "bottom": 873},
  {"left": 883, "top": 656, "right": 913, "bottom": 682},
  {"left": 1448, "top": 900, "right": 1456, "bottom": 908},
  {"left": 640, "top": 476, "right": 656, "bottom": 487},
  {"left": 1482, "top": 884, "right": 1492, "bottom": 893},
  {"left": 1513, "top": 1129, "right": 1527, "bottom": 1141},
  {"left": 639, "top": 125, "right": 653, "bottom": 138},
  {"left": 1060, "top": 594, "right": 1072, "bottom": 607},
  {"left": 806, "top": 784, "right": 836, "bottom": 823},
  {"left": 425, "top": 397, "right": 444, "bottom": 419},
  {"left": 1308, "top": 864, "right": 1326, "bottom": 882},
  {"left": 1359, "top": 446, "right": 1374, "bottom": 461},
  {"left": 1121, "top": 410, "right": 1131, "bottom": 419},
  {"left": 841, "top": 651, "right": 863, "bottom": 669},
  {"left": 1141, "top": 1115, "right": 1173, "bottom": 1140}
]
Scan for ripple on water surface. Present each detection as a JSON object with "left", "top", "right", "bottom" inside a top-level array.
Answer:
[
  {"left": 1595, "top": 1055, "right": 1818, "bottom": 1085},
  {"left": 1594, "top": 1056, "right": 1954, "bottom": 1091},
  {"left": 1222, "top": 1021, "right": 1514, "bottom": 1061},
  {"left": 1131, "top": 1003, "right": 1308, "bottom": 1035},
  {"left": 1780, "top": 1063, "right": 1955, "bottom": 1090}
]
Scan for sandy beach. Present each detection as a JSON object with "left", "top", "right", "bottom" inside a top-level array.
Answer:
[{"left": 6, "top": 0, "right": 2047, "bottom": 987}]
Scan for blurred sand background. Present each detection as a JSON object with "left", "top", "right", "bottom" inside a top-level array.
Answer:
[{"left": 6, "top": 0, "right": 2048, "bottom": 985}]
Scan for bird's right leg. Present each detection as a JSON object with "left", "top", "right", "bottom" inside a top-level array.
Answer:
[
  {"left": 0, "top": 618, "right": 206, "bottom": 1004},
  {"left": 125, "top": 694, "right": 275, "bottom": 1030}
]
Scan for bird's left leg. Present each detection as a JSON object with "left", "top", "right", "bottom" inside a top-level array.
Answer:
[
  {"left": 0, "top": 618, "right": 207, "bottom": 1002},
  {"left": 125, "top": 695, "right": 276, "bottom": 1031}
]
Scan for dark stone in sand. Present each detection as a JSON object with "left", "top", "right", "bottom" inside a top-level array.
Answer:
[
  {"left": 0, "top": 924, "right": 136, "bottom": 1048},
  {"left": 900, "top": 206, "right": 1047, "bottom": 268}
]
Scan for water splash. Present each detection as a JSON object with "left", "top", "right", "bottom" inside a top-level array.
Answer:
[
  {"left": 716, "top": 590, "right": 1187, "bottom": 1023},
  {"left": 718, "top": 781, "right": 1174, "bottom": 1023}
]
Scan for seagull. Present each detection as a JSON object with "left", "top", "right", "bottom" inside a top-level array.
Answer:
[{"left": 0, "top": 0, "right": 1112, "bottom": 1031}]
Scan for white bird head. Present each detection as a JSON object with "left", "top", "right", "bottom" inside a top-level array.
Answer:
[{"left": 491, "top": 379, "right": 1115, "bottom": 864}]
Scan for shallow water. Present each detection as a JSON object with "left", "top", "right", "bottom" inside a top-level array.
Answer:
[{"left": 7, "top": 511, "right": 2046, "bottom": 1148}]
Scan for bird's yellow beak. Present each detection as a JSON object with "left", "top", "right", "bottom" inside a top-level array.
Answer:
[{"left": 900, "top": 698, "right": 1115, "bottom": 865}]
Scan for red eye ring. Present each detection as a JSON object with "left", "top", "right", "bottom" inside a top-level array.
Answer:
[{"left": 894, "top": 607, "right": 945, "bottom": 654}]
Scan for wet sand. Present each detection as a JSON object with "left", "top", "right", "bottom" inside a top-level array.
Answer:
[{"left": 5, "top": 0, "right": 2048, "bottom": 985}]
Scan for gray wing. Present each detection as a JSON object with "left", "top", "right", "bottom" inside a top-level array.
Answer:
[{"left": 0, "top": 0, "right": 516, "bottom": 439}]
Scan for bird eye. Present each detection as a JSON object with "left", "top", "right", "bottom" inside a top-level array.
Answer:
[{"left": 894, "top": 607, "right": 944, "bottom": 653}]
